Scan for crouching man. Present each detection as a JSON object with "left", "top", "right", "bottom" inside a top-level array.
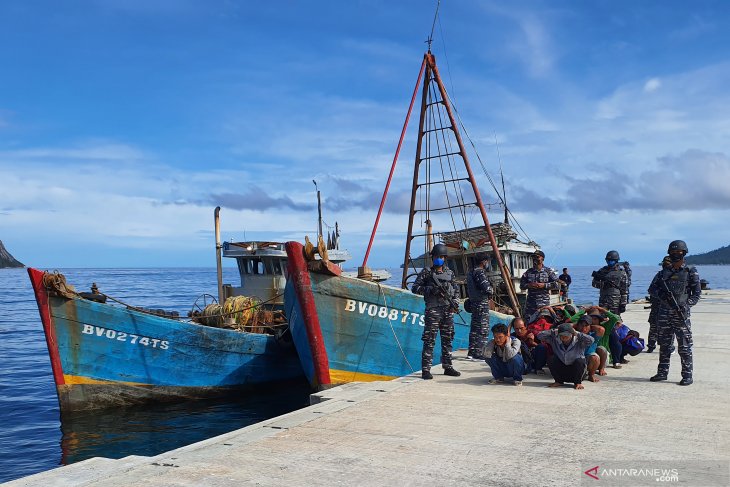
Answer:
[
  {"left": 483, "top": 324, "right": 526, "bottom": 386},
  {"left": 574, "top": 315, "right": 605, "bottom": 382},
  {"left": 538, "top": 323, "right": 594, "bottom": 390}
]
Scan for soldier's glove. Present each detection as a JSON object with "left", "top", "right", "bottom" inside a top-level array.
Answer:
[{"left": 619, "top": 304, "right": 626, "bottom": 313}]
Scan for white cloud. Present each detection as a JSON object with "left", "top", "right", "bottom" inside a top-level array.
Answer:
[{"left": 643, "top": 78, "right": 661, "bottom": 92}]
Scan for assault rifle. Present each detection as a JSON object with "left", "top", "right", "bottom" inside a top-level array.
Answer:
[
  {"left": 659, "top": 277, "right": 687, "bottom": 323},
  {"left": 430, "top": 274, "right": 461, "bottom": 313}
]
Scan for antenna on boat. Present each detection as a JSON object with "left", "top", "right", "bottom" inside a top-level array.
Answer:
[
  {"left": 313, "top": 179, "right": 323, "bottom": 239},
  {"left": 426, "top": 0, "right": 441, "bottom": 52}
]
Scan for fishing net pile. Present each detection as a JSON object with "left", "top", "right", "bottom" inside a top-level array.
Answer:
[{"left": 193, "top": 296, "right": 285, "bottom": 334}]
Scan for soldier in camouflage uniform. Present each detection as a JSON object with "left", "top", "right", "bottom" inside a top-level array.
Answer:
[
  {"left": 412, "top": 243, "right": 461, "bottom": 380},
  {"left": 466, "top": 253, "right": 493, "bottom": 359},
  {"left": 648, "top": 240, "right": 701, "bottom": 386},
  {"left": 519, "top": 250, "right": 560, "bottom": 320},
  {"left": 646, "top": 255, "right": 673, "bottom": 353},
  {"left": 591, "top": 250, "right": 629, "bottom": 315}
]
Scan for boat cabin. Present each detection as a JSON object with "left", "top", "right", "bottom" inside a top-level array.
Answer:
[{"left": 222, "top": 241, "right": 352, "bottom": 306}]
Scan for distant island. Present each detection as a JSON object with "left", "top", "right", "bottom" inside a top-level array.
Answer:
[
  {"left": 0, "top": 240, "right": 24, "bottom": 268},
  {"left": 686, "top": 245, "right": 730, "bottom": 265}
]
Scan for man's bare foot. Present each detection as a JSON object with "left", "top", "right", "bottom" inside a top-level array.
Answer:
[
  {"left": 587, "top": 375, "right": 600, "bottom": 382},
  {"left": 598, "top": 368, "right": 608, "bottom": 376},
  {"left": 548, "top": 382, "right": 563, "bottom": 388},
  {"left": 574, "top": 384, "right": 584, "bottom": 390}
]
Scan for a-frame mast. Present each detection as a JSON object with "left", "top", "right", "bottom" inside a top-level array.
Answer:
[{"left": 400, "top": 52, "right": 521, "bottom": 317}]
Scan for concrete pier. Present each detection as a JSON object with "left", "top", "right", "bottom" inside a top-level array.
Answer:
[{"left": 6, "top": 291, "right": 730, "bottom": 486}]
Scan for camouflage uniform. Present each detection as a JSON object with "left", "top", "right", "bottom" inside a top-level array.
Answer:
[
  {"left": 592, "top": 264, "right": 628, "bottom": 315},
  {"left": 466, "top": 266, "right": 493, "bottom": 358},
  {"left": 519, "top": 266, "right": 560, "bottom": 319},
  {"left": 648, "top": 264, "right": 701, "bottom": 380},
  {"left": 413, "top": 266, "right": 459, "bottom": 373}
]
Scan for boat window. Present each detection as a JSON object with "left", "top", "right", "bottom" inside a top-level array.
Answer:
[{"left": 270, "top": 258, "right": 283, "bottom": 275}]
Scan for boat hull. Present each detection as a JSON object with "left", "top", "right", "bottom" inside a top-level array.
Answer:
[
  {"left": 284, "top": 242, "right": 513, "bottom": 389},
  {"left": 28, "top": 268, "right": 304, "bottom": 411}
]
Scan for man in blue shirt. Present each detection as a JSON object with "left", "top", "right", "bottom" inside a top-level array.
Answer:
[{"left": 559, "top": 267, "right": 572, "bottom": 301}]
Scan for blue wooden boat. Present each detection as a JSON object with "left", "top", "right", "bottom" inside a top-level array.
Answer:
[
  {"left": 284, "top": 242, "right": 513, "bottom": 389},
  {"left": 284, "top": 48, "right": 524, "bottom": 389},
  {"left": 28, "top": 267, "right": 303, "bottom": 412}
]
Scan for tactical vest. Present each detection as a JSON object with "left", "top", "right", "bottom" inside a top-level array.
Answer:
[
  {"left": 466, "top": 269, "right": 490, "bottom": 301},
  {"left": 425, "top": 268, "right": 455, "bottom": 308},
  {"left": 604, "top": 266, "right": 624, "bottom": 289},
  {"left": 661, "top": 267, "right": 691, "bottom": 307}
]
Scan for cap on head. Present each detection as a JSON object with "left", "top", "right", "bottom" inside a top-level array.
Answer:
[
  {"left": 605, "top": 250, "right": 620, "bottom": 261},
  {"left": 533, "top": 250, "right": 545, "bottom": 258},
  {"left": 557, "top": 323, "right": 574, "bottom": 337},
  {"left": 578, "top": 314, "right": 592, "bottom": 325},
  {"left": 667, "top": 240, "right": 688, "bottom": 255},
  {"left": 431, "top": 243, "right": 449, "bottom": 257}
]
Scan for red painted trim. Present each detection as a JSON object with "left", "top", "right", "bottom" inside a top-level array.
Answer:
[
  {"left": 27, "top": 268, "right": 65, "bottom": 386},
  {"left": 285, "top": 242, "right": 331, "bottom": 387}
]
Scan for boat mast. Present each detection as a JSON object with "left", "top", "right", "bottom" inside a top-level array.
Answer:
[
  {"left": 400, "top": 52, "right": 521, "bottom": 316},
  {"left": 313, "top": 180, "right": 323, "bottom": 239}
]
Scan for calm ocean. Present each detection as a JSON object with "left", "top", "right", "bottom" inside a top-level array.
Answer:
[{"left": 1, "top": 265, "right": 728, "bottom": 483}]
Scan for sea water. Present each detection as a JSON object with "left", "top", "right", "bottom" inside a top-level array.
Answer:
[{"left": 1, "top": 265, "right": 728, "bottom": 483}]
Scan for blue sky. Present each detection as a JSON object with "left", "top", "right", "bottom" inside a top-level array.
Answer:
[{"left": 1, "top": 1, "right": 729, "bottom": 268}]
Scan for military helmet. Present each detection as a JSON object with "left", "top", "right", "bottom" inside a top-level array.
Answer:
[
  {"left": 605, "top": 250, "right": 620, "bottom": 261},
  {"left": 431, "top": 243, "right": 449, "bottom": 257},
  {"left": 668, "top": 240, "right": 688, "bottom": 254}
]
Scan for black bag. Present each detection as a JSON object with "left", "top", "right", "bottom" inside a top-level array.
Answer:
[{"left": 464, "top": 298, "right": 473, "bottom": 313}]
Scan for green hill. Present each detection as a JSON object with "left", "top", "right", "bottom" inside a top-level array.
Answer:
[
  {"left": 0, "top": 240, "right": 24, "bottom": 268},
  {"left": 686, "top": 245, "right": 730, "bottom": 265}
]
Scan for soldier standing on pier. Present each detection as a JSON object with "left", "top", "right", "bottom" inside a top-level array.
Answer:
[
  {"left": 466, "top": 253, "right": 493, "bottom": 359},
  {"left": 648, "top": 240, "right": 701, "bottom": 386},
  {"left": 592, "top": 250, "right": 629, "bottom": 315},
  {"left": 520, "top": 250, "right": 560, "bottom": 320},
  {"left": 646, "top": 255, "right": 673, "bottom": 352},
  {"left": 412, "top": 243, "right": 461, "bottom": 380}
]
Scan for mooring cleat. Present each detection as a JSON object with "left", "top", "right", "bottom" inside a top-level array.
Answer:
[
  {"left": 422, "top": 370, "right": 433, "bottom": 380},
  {"left": 679, "top": 377, "right": 693, "bottom": 386},
  {"left": 650, "top": 374, "right": 668, "bottom": 382},
  {"left": 443, "top": 367, "right": 461, "bottom": 377}
]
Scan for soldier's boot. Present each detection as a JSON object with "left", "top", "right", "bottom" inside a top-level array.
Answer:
[
  {"left": 422, "top": 370, "right": 433, "bottom": 380},
  {"left": 646, "top": 342, "right": 656, "bottom": 353},
  {"left": 650, "top": 373, "right": 668, "bottom": 382},
  {"left": 679, "top": 377, "right": 693, "bottom": 386},
  {"left": 443, "top": 367, "right": 461, "bottom": 377}
]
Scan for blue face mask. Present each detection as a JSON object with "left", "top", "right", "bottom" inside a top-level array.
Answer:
[
  {"left": 606, "top": 259, "right": 618, "bottom": 267},
  {"left": 433, "top": 257, "right": 445, "bottom": 266}
]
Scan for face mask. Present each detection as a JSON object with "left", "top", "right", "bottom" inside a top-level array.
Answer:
[
  {"left": 433, "top": 257, "right": 445, "bottom": 266},
  {"left": 669, "top": 254, "right": 683, "bottom": 263},
  {"left": 606, "top": 259, "right": 618, "bottom": 267}
]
